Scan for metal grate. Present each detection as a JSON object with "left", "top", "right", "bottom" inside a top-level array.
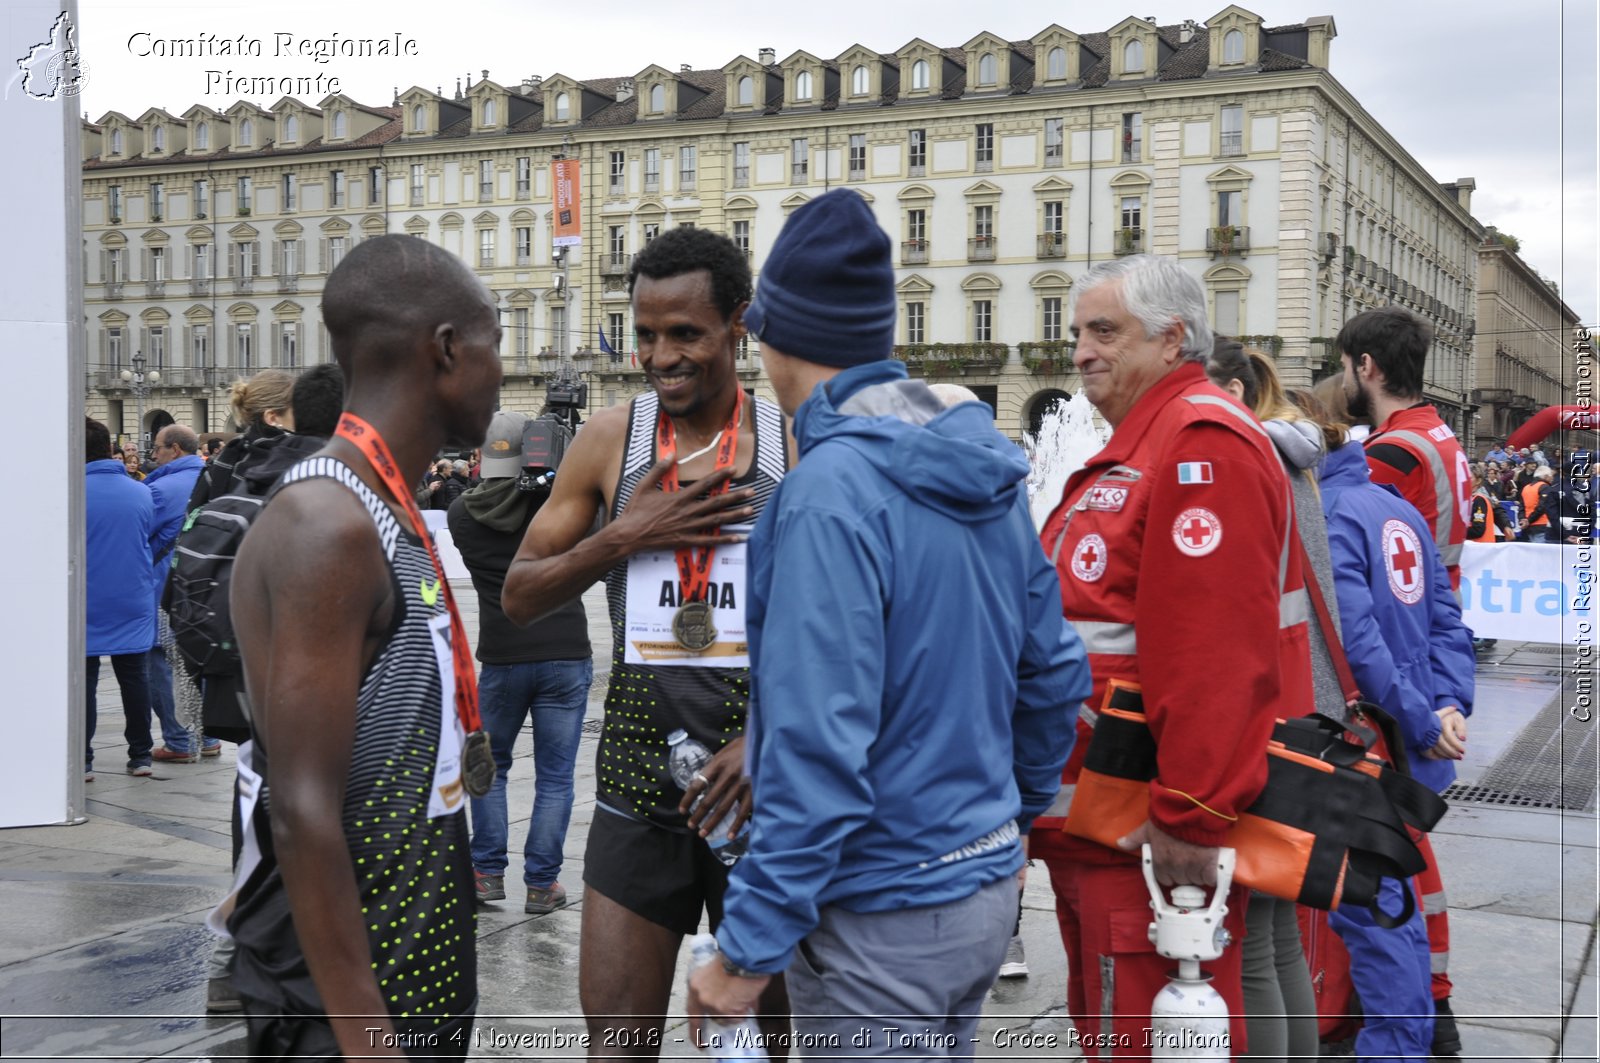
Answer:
[{"left": 1445, "top": 690, "right": 1598, "bottom": 812}]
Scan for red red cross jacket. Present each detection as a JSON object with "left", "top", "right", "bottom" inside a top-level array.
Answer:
[
  {"left": 1035, "top": 364, "right": 1314, "bottom": 859},
  {"left": 1362, "top": 404, "right": 1471, "bottom": 590}
]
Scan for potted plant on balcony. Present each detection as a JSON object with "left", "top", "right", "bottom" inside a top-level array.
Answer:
[
  {"left": 1020, "top": 340, "right": 1071, "bottom": 375},
  {"left": 893, "top": 343, "right": 930, "bottom": 369},
  {"left": 1213, "top": 224, "right": 1238, "bottom": 257}
]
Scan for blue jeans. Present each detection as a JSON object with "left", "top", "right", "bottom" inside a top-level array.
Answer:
[
  {"left": 148, "top": 646, "right": 194, "bottom": 753},
  {"left": 86, "top": 654, "right": 153, "bottom": 770},
  {"left": 468, "top": 658, "right": 593, "bottom": 888}
]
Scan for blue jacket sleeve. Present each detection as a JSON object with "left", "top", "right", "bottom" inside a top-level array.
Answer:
[
  {"left": 1325, "top": 512, "right": 1441, "bottom": 754},
  {"left": 1012, "top": 502, "right": 1088, "bottom": 833},
  {"left": 716, "top": 505, "right": 887, "bottom": 974},
  {"left": 148, "top": 481, "right": 185, "bottom": 562},
  {"left": 1425, "top": 538, "right": 1475, "bottom": 717}
]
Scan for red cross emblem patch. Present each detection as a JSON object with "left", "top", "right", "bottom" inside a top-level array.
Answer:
[
  {"left": 1172, "top": 507, "right": 1223, "bottom": 557},
  {"left": 1071, "top": 534, "right": 1108, "bottom": 582},
  {"left": 1382, "top": 518, "right": 1425, "bottom": 604}
]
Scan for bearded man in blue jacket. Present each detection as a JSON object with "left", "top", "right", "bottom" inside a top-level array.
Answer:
[
  {"left": 687, "top": 189, "right": 1090, "bottom": 1052},
  {"left": 1316, "top": 409, "right": 1474, "bottom": 1062}
]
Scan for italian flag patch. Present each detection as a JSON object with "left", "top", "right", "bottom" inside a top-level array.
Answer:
[{"left": 1176, "top": 462, "right": 1213, "bottom": 484}]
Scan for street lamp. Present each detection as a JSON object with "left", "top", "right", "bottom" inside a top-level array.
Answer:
[{"left": 118, "top": 351, "right": 160, "bottom": 453}]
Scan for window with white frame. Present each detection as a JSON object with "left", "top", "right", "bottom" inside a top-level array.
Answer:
[
  {"left": 412, "top": 104, "right": 425, "bottom": 131},
  {"left": 279, "top": 238, "right": 300, "bottom": 277},
  {"left": 192, "top": 324, "right": 210, "bottom": 367},
  {"left": 513, "top": 307, "right": 530, "bottom": 357},
  {"left": 906, "top": 301, "right": 925, "bottom": 344},
  {"left": 239, "top": 119, "right": 253, "bottom": 147},
  {"left": 910, "top": 60, "right": 929, "bottom": 91},
  {"left": 330, "top": 170, "right": 345, "bottom": 207},
  {"left": 737, "top": 76, "right": 753, "bottom": 106},
  {"left": 553, "top": 93, "right": 570, "bottom": 120},
  {"left": 1043, "top": 200, "right": 1064, "bottom": 238},
  {"left": 975, "top": 123, "right": 994, "bottom": 169},
  {"left": 1218, "top": 189, "right": 1242, "bottom": 227},
  {"left": 152, "top": 125, "right": 165, "bottom": 152},
  {"left": 1122, "top": 112, "right": 1142, "bottom": 162},
  {"left": 192, "top": 242, "right": 211, "bottom": 279},
  {"left": 410, "top": 163, "right": 425, "bottom": 205},
  {"left": 851, "top": 65, "right": 869, "bottom": 96},
  {"left": 1120, "top": 196, "right": 1142, "bottom": 231},
  {"left": 680, "top": 146, "right": 698, "bottom": 189},
  {"left": 610, "top": 150, "right": 626, "bottom": 193},
  {"left": 973, "top": 299, "right": 993, "bottom": 342},
  {"left": 235, "top": 322, "right": 253, "bottom": 370},
  {"left": 285, "top": 115, "right": 298, "bottom": 143},
  {"left": 369, "top": 166, "right": 383, "bottom": 204},
  {"left": 516, "top": 156, "right": 531, "bottom": 198},
  {"left": 550, "top": 305, "right": 567, "bottom": 354},
  {"left": 233, "top": 240, "right": 259, "bottom": 278},
  {"left": 480, "top": 160, "right": 494, "bottom": 200},
  {"left": 149, "top": 245, "right": 167, "bottom": 282},
  {"left": 1042, "top": 296, "right": 1063, "bottom": 341},
  {"left": 106, "top": 326, "right": 124, "bottom": 368},
  {"left": 608, "top": 224, "right": 626, "bottom": 264},
  {"left": 650, "top": 84, "right": 665, "bottom": 112},
  {"left": 282, "top": 173, "right": 296, "bottom": 211},
  {"left": 848, "top": 134, "right": 866, "bottom": 180},
  {"left": 1223, "top": 30, "right": 1245, "bottom": 64},
  {"left": 1047, "top": 47, "right": 1067, "bottom": 79},
  {"left": 977, "top": 53, "right": 997, "bottom": 86},
  {"left": 791, "top": 138, "right": 808, "bottom": 183},
  {"left": 1124, "top": 39, "right": 1144, "bottom": 74},
  {"left": 110, "top": 129, "right": 123, "bottom": 154},
  {"left": 643, "top": 221, "right": 660, "bottom": 244},
  {"left": 332, "top": 111, "right": 346, "bottom": 139},
  {"left": 1220, "top": 105, "right": 1244, "bottom": 155},
  {"left": 236, "top": 176, "right": 252, "bottom": 213},
  {"left": 149, "top": 182, "right": 164, "bottom": 219},
  {"left": 974, "top": 204, "right": 994, "bottom": 243},
  {"left": 644, "top": 148, "right": 661, "bottom": 192},
  {"left": 483, "top": 99, "right": 496, "bottom": 126},
  {"left": 1213, "top": 290, "right": 1241, "bottom": 335},
  {"left": 105, "top": 247, "right": 124, "bottom": 282},
  {"left": 732, "top": 219, "right": 750, "bottom": 258},
  {"left": 733, "top": 142, "right": 750, "bottom": 187},
  {"left": 908, "top": 129, "right": 926, "bottom": 176},
  {"left": 795, "top": 70, "right": 813, "bottom": 100},
  {"left": 1045, "top": 118, "right": 1064, "bottom": 165},
  {"left": 195, "top": 122, "right": 209, "bottom": 150},
  {"left": 516, "top": 226, "right": 532, "bottom": 265},
  {"left": 108, "top": 184, "right": 122, "bottom": 220},
  {"left": 325, "top": 235, "right": 346, "bottom": 271},
  {"left": 148, "top": 326, "right": 167, "bottom": 369},
  {"left": 279, "top": 322, "right": 298, "bottom": 367},
  {"left": 478, "top": 229, "right": 495, "bottom": 268},
  {"left": 608, "top": 312, "right": 625, "bottom": 355}
]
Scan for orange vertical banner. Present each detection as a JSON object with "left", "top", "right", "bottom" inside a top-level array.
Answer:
[{"left": 552, "top": 158, "right": 582, "bottom": 246}]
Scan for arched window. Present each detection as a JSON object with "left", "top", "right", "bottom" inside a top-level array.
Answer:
[
  {"left": 977, "top": 52, "right": 997, "bottom": 86},
  {"left": 152, "top": 125, "right": 165, "bottom": 151},
  {"left": 910, "top": 60, "right": 928, "bottom": 90},
  {"left": 285, "top": 115, "right": 298, "bottom": 142},
  {"left": 737, "top": 75, "right": 753, "bottom": 106},
  {"left": 1047, "top": 47, "right": 1066, "bottom": 79},
  {"left": 195, "top": 122, "right": 208, "bottom": 150},
  {"left": 331, "top": 111, "right": 346, "bottom": 139},
  {"left": 483, "top": 99, "right": 496, "bottom": 126},
  {"left": 553, "top": 92, "right": 570, "bottom": 120},
  {"left": 239, "top": 119, "right": 252, "bottom": 147},
  {"left": 852, "top": 65, "right": 869, "bottom": 95},
  {"left": 1124, "top": 39, "right": 1144, "bottom": 74},
  {"left": 110, "top": 129, "right": 122, "bottom": 154},
  {"left": 1223, "top": 30, "right": 1245, "bottom": 64},
  {"left": 795, "top": 70, "right": 813, "bottom": 100},
  {"left": 649, "top": 83, "right": 665, "bottom": 112},
  {"left": 412, "top": 104, "right": 425, "bottom": 131}
]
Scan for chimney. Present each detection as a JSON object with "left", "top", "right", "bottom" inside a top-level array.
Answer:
[
  {"left": 616, "top": 78, "right": 635, "bottom": 101},
  {"left": 1304, "top": 16, "right": 1337, "bottom": 68},
  {"left": 529, "top": 74, "right": 543, "bottom": 93},
  {"left": 680, "top": 63, "right": 692, "bottom": 73},
  {"left": 521, "top": 77, "right": 536, "bottom": 95},
  {"left": 758, "top": 47, "right": 776, "bottom": 65},
  {"left": 1180, "top": 19, "right": 1200, "bottom": 43},
  {"left": 1451, "top": 177, "right": 1476, "bottom": 214}
]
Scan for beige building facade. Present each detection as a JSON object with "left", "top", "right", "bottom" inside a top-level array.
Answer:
[
  {"left": 1471, "top": 240, "right": 1578, "bottom": 447},
  {"left": 83, "top": 7, "right": 1484, "bottom": 446}
]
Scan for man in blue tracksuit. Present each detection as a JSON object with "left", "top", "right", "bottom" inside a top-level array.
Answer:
[
  {"left": 687, "top": 190, "right": 1089, "bottom": 1052},
  {"left": 1319, "top": 434, "right": 1475, "bottom": 1060}
]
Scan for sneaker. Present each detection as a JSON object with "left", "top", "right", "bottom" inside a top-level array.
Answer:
[
  {"left": 127, "top": 761, "right": 153, "bottom": 777},
  {"left": 1432, "top": 997, "right": 1463, "bottom": 1057},
  {"left": 205, "top": 975, "right": 243, "bottom": 1014},
  {"left": 525, "top": 882, "right": 568, "bottom": 915},
  {"left": 152, "top": 746, "right": 199, "bottom": 763},
  {"left": 473, "top": 871, "right": 505, "bottom": 904},
  {"left": 997, "top": 935, "right": 1029, "bottom": 979},
  {"left": 84, "top": 767, "right": 94, "bottom": 783},
  {"left": 200, "top": 740, "right": 223, "bottom": 758}
]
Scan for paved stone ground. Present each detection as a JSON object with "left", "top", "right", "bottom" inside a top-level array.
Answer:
[{"left": 0, "top": 587, "right": 1593, "bottom": 1061}]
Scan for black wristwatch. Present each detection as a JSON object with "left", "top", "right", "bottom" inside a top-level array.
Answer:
[{"left": 719, "top": 953, "right": 767, "bottom": 979}]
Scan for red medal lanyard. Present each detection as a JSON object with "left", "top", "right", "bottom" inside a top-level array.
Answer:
[
  {"left": 655, "top": 388, "right": 743, "bottom": 605},
  {"left": 335, "top": 413, "right": 482, "bottom": 734}
]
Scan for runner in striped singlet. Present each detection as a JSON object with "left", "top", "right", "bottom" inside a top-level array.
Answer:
[
  {"left": 503, "top": 227, "right": 793, "bottom": 1059},
  {"left": 230, "top": 235, "right": 502, "bottom": 1061}
]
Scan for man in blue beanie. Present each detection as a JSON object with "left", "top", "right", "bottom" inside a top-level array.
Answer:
[{"left": 688, "top": 188, "right": 1090, "bottom": 1052}]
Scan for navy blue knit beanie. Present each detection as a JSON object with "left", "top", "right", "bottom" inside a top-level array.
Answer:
[{"left": 744, "top": 189, "right": 895, "bottom": 368}]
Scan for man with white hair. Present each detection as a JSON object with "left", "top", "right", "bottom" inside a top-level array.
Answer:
[{"left": 1033, "top": 255, "right": 1314, "bottom": 1055}]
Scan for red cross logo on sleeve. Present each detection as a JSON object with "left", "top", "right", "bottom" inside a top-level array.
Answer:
[
  {"left": 1071, "top": 534, "right": 1108, "bottom": 582},
  {"left": 1382, "top": 518, "right": 1425, "bottom": 604},
  {"left": 1172, "top": 507, "right": 1223, "bottom": 557}
]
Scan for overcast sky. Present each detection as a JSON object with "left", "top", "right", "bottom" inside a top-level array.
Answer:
[{"left": 73, "top": 0, "right": 1598, "bottom": 324}]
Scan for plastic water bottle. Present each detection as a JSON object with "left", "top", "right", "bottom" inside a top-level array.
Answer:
[
  {"left": 687, "top": 933, "right": 767, "bottom": 1061},
  {"left": 666, "top": 729, "right": 749, "bottom": 866}
]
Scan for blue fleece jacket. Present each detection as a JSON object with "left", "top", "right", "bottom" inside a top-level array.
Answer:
[
  {"left": 718, "top": 360, "right": 1090, "bottom": 974},
  {"left": 86, "top": 459, "right": 157, "bottom": 656},
  {"left": 1318, "top": 441, "right": 1474, "bottom": 792},
  {"left": 145, "top": 453, "right": 205, "bottom": 615}
]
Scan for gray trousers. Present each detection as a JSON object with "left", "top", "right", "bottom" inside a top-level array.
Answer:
[
  {"left": 784, "top": 875, "right": 1016, "bottom": 1060},
  {"left": 1240, "top": 891, "right": 1319, "bottom": 1062}
]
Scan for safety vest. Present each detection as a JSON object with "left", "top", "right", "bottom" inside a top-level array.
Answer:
[{"left": 1364, "top": 407, "right": 1470, "bottom": 590}]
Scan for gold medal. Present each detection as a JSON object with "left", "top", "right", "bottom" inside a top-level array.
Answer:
[
  {"left": 672, "top": 600, "right": 718, "bottom": 653},
  {"left": 462, "top": 729, "right": 495, "bottom": 798}
]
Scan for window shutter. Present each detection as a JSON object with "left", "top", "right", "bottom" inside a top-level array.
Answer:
[
  {"left": 228, "top": 243, "right": 238, "bottom": 278},
  {"left": 99, "top": 249, "right": 107, "bottom": 283},
  {"left": 319, "top": 238, "right": 328, "bottom": 273},
  {"left": 272, "top": 240, "right": 282, "bottom": 276}
]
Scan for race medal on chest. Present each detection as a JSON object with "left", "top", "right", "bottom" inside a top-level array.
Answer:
[
  {"left": 672, "top": 599, "right": 718, "bottom": 652},
  {"left": 461, "top": 728, "right": 495, "bottom": 798}
]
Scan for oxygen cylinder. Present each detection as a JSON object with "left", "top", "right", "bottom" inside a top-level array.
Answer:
[{"left": 1142, "top": 846, "right": 1236, "bottom": 1060}]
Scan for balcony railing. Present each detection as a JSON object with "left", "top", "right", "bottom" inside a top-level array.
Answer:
[
  {"left": 278, "top": 274, "right": 299, "bottom": 294},
  {"left": 1037, "top": 233, "right": 1066, "bottom": 259},
  {"left": 234, "top": 277, "right": 254, "bottom": 295},
  {"left": 190, "top": 279, "right": 210, "bottom": 297},
  {"left": 145, "top": 279, "right": 166, "bottom": 298},
  {"left": 516, "top": 181, "right": 531, "bottom": 200},
  {"left": 901, "top": 239, "right": 929, "bottom": 266},
  {"left": 409, "top": 188, "right": 424, "bottom": 207},
  {"left": 967, "top": 236, "right": 996, "bottom": 262},
  {"left": 791, "top": 166, "right": 807, "bottom": 185},
  {"left": 480, "top": 182, "right": 493, "bottom": 201},
  {"left": 1114, "top": 227, "right": 1144, "bottom": 256},
  {"left": 105, "top": 281, "right": 124, "bottom": 299},
  {"left": 974, "top": 155, "right": 993, "bottom": 172},
  {"left": 1205, "top": 225, "right": 1250, "bottom": 257},
  {"left": 908, "top": 162, "right": 926, "bottom": 178},
  {"left": 601, "top": 252, "right": 632, "bottom": 277}
]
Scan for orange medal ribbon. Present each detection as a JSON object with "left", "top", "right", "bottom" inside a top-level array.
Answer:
[{"left": 654, "top": 388, "right": 744, "bottom": 610}]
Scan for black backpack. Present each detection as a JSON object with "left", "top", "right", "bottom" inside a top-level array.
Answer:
[{"left": 162, "top": 491, "right": 266, "bottom": 676}]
